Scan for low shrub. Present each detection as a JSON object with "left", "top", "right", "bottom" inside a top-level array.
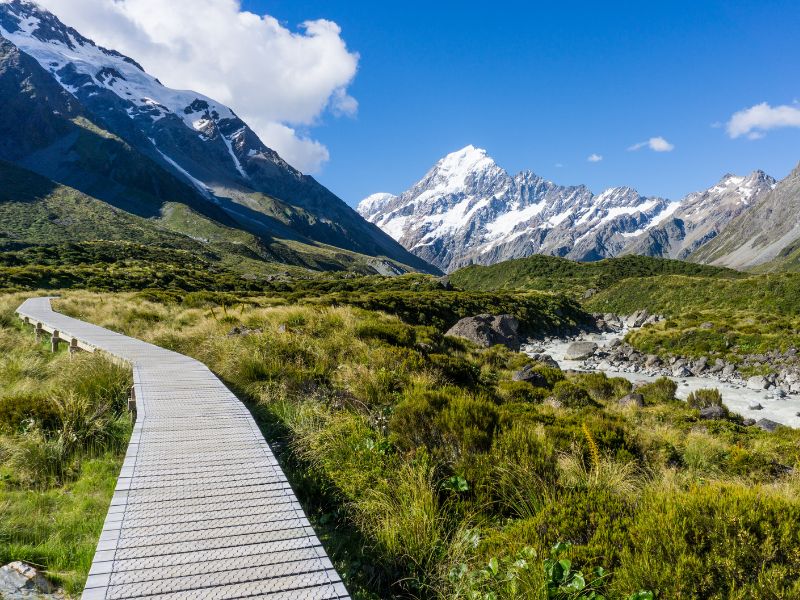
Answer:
[
  {"left": 551, "top": 381, "right": 598, "bottom": 409},
  {"left": 636, "top": 377, "right": 677, "bottom": 405},
  {"left": 686, "top": 387, "right": 724, "bottom": 409},
  {"left": 497, "top": 380, "right": 549, "bottom": 404}
]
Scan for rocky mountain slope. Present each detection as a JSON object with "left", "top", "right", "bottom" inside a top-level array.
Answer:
[
  {"left": 358, "top": 145, "right": 775, "bottom": 272},
  {"left": 0, "top": 0, "right": 435, "bottom": 275},
  {"left": 690, "top": 162, "right": 800, "bottom": 270}
]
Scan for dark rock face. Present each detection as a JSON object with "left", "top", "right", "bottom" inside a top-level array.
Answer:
[
  {"left": 755, "top": 418, "right": 780, "bottom": 432},
  {"left": 699, "top": 405, "right": 728, "bottom": 420},
  {"left": 445, "top": 314, "right": 520, "bottom": 350},
  {"left": 527, "top": 353, "right": 560, "bottom": 369},
  {"left": 512, "top": 364, "right": 547, "bottom": 387}
]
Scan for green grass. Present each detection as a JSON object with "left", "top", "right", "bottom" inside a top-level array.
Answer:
[
  {"left": 0, "top": 293, "right": 132, "bottom": 595},
  {"left": 449, "top": 255, "right": 741, "bottom": 296},
  {"left": 51, "top": 290, "right": 800, "bottom": 599},
  {"left": 0, "top": 159, "right": 427, "bottom": 281},
  {"left": 0, "top": 456, "right": 121, "bottom": 594}
]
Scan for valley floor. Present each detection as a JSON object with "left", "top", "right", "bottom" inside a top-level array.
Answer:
[{"left": 529, "top": 328, "right": 800, "bottom": 427}]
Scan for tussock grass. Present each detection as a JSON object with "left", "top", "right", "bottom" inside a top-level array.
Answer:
[
  {"left": 41, "top": 290, "right": 800, "bottom": 599},
  {"left": 0, "top": 292, "right": 131, "bottom": 595}
]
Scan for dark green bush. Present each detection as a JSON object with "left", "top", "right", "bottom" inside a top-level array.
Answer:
[
  {"left": 636, "top": 377, "right": 677, "bottom": 405},
  {"left": 497, "top": 380, "right": 548, "bottom": 404},
  {"left": 428, "top": 353, "right": 481, "bottom": 388},
  {"left": 552, "top": 381, "right": 598, "bottom": 408},
  {"left": 0, "top": 392, "right": 60, "bottom": 432},
  {"left": 571, "top": 372, "right": 632, "bottom": 402},
  {"left": 686, "top": 387, "right": 724, "bottom": 409},
  {"left": 389, "top": 387, "right": 498, "bottom": 459},
  {"left": 613, "top": 484, "right": 800, "bottom": 598}
]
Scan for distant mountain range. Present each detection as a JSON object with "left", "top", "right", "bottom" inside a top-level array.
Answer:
[
  {"left": 358, "top": 145, "right": 800, "bottom": 273},
  {"left": 0, "top": 0, "right": 436, "bottom": 275}
]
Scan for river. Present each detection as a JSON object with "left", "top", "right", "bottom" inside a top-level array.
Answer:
[{"left": 524, "top": 329, "right": 800, "bottom": 428}]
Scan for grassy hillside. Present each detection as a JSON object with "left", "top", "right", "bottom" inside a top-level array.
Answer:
[
  {"left": 449, "top": 255, "right": 741, "bottom": 296},
  {"left": 41, "top": 289, "right": 800, "bottom": 600},
  {"left": 0, "top": 160, "right": 427, "bottom": 281},
  {"left": 452, "top": 254, "right": 800, "bottom": 362}
]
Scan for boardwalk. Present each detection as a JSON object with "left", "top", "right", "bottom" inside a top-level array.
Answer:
[{"left": 16, "top": 297, "right": 349, "bottom": 600}]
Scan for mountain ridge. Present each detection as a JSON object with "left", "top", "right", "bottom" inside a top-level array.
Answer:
[
  {"left": 0, "top": 0, "right": 438, "bottom": 275},
  {"left": 358, "top": 145, "right": 777, "bottom": 272}
]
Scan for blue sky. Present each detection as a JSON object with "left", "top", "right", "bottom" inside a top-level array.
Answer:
[{"left": 251, "top": 1, "right": 800, "bottom": 205}]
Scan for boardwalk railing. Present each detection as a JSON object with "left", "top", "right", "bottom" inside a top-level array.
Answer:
[{"left": 17, "top": 297, "right": 350, "bottom": 600}]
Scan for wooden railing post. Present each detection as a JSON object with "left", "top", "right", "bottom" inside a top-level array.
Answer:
[{"left": 51, "top": 330, "right": 60, "bottom": 353}]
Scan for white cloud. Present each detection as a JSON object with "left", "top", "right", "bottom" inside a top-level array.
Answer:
[
  {"left": 628, "top": 136, "right": 675, "bottom": 152},
  {"left": 587, "top": 153, "right": 603, "bottom": 163},
  {"left": 726, "top": 102, "right": 800, "bottom": 140},
  {"left": 36, "top": 0, "right": 359, "bottom": 173},
  {"left": 554, "top": 162, "right": 564, "bottom": 168}
]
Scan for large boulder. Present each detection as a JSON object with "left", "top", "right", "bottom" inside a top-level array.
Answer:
[
  {"left": 699, "top": 405, "right": 728, "bottom": 420},
  {"left": 527, "top": 353, "right": 560, "bottom": 369},
  {"left": 0, "top": 562, "right": 61, "bottom": 599},
  {"left": 445, "top": 314, "right": 520, "bottom": 351},
  {"left": 755, "top": 418, "right": 781, "bottom": 432},
  {"left": 563, "top": 341, "right": 598, "bottom": 361},
  {"left": 512, "top": 365, "right": 548, "bottom": 387},
  {"left": 747, "top": 376, "right": 767, "bottom": 391}
]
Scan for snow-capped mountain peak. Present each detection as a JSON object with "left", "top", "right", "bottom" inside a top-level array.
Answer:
[
  {"left": 0, "top": 0, "right": 436, "bottom": 273},
  {"left": 357, "top": 192, "right": 397, "bottom": 215},
  {"left": 0, "top": 0, "right": 295, "bottom": 187},
  {"left": 358, "top": 146, "right": 775, "bottom": 272}
]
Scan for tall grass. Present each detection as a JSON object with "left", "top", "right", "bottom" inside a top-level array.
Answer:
[
  {"left": 0, "top": 292, "right": 131, "bottom": 593},
  {"left": 47, "top": 290, "right": 800, "bottom": 599}
]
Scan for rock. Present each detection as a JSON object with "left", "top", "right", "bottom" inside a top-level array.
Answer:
[
  {"left": 691, "top": 356, "right": 709, "bottom": 375},
  {"left": 722, "top": 363, "right": 737, "bottom": 377},
  {"left": 0, "top": 562, "right": 62, "bottom": 599},
  {"left": 748, "top": 402, "right": 763, "bottom": 411},
  {"left": 512, "top": 365, "right": 547, "bottom": 387},
  {"left": 563, "top": 341, "right": 598, "bottom": 361},
  {"left": 746, "top": 376, "right": 767, "bottom": 391},
  {"left": 742, "top": 418, "right": 756, "bottom": 426},
  {"left": 583, "top": 288, "right": 598, "bottom": 299},
  {"left": 645, "top": 354, "right": 661, "bottom": 368},
  {"left": 618, "top": 393, "right": 644, "bottom": 407},
  {"left": 624, "top": 309, "right": 651, "bottom": 329},
  {"left": 445, "top": 314, "right": 520, "bottom": 350},
  {"left": 755, "top": 418, "right": 781, "bottom": 432},
  {"left": 700, "top": 322, "right": 714, "bottom": 329},
  {"left": 437, "top": 276, "right": 453, "bottom": 290},
  {"left": 529, "top": 353, "right": 560, "bottom": 369},
  {"left": 672, "top": 366, "right": 691, "bottom": 378},
  {"left": 699, "top": 405, "right": 728, "bottom": 420},
  {"left": 227, "top": 326, "right": 264, "bottom": 337},
  {"left": 708, "top": 358, "right": 725, "bottom": 374}
]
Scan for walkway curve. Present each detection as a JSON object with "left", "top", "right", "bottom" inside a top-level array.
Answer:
[{"left": 16, "top": 297, "right": 350, "bottom": 600}]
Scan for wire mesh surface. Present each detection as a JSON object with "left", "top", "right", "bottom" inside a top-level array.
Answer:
[{"left": 17, "top": 297, "right": 349, "bottom": 600}]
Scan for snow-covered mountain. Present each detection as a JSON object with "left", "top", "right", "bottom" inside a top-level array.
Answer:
[
  {"left": 0, "top": 0, "right": 434, "bottom": 273},
  {"left": 628, "top": 170, "right": 776, "bottom": 260},
  {"left": 358, "top": 145, "right": 774, "bottom": 272}
]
